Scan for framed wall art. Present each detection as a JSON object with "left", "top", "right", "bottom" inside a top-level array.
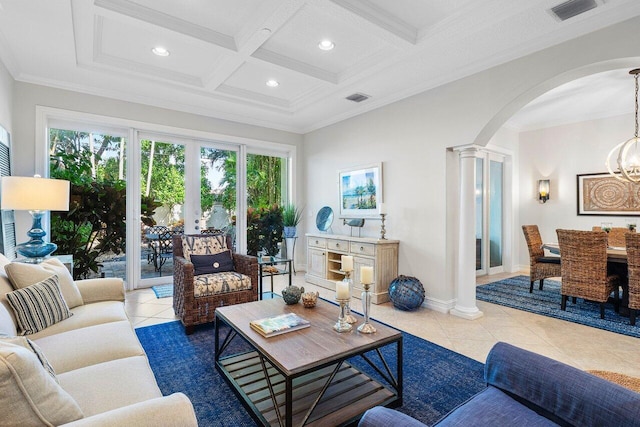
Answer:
[
  {"left": 577, "top": 172, "right": 640, "bottom": 216},
  {"left": 339, "top": 163, "right": 383, "bottom": 217}
]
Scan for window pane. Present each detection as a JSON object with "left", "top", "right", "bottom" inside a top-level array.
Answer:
[
  {"left": 475, "top": 157, "right": 483, "bottom": 271},
  {"left": 49, "top": 129, "right": 128, "bottom": 280},
  {"left": 246, "top": 153, "right": 287, "bottom": 256},
  {"left": 200, "top": 147, "right": 236, "bottom": 234},
  {"left": 489, "top": 160, "right": 503, "bottom": 268}
]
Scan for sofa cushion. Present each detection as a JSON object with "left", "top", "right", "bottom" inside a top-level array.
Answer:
[
  {"left": 486, "top": 342, "right": 640, "bottom": 427},
  {"left": 0, "top": 335, "right": 57, "bottom": 380},
  {"left": 25, "top": 301, "right": 127, "bottom": 340},
  {"left": 194, "top": 271, "right": 252, "bottom": 297},
  {"left": 191, "top": 250, "right": 234, "bottom": 275},
  {"left": 434, "top": 386, "right": 558, "bottom": 426},
  {"left": 6, "top": 275, "right": 72, "bottom": 335},
  {"left": 33, "top": 320, "right": 145, "bottom": 374},
  {"left": 58, "top": 356, "right": 162, "bottom": 417},
  {"left": 5, "top": 258, "right": 83, "bottom": 308},
  {"left": 0, "top": 339, "right": 83, "bottom": 425},
  {"left": 181, "top": 234, "right": 227, "bottom": 262}
]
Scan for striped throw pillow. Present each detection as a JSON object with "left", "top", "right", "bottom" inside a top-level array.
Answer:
[{"left": 6, "top": 275, "right": 72, "bottom": 335}]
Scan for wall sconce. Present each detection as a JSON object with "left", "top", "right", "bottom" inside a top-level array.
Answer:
[{"left": 538, "top": 179, "right": 550, "bottom": 204}]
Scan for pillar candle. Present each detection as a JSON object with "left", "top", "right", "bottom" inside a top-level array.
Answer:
[
  {"left": 336, "top": 280, "right": 350, "bottom": 299},
  {"left": 361, "top": 266, "right": 373, "bottom": 284},
  {"left": 341, "top": 255, "right": 354, "bottom": 272}
]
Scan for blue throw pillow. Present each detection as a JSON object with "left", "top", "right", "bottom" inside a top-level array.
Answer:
[{"left": 191, "top": 251, "right": 234, "bottom": 275}]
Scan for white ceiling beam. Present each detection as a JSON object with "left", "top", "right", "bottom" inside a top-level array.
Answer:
[
  {"left": 94, "top": 0, "right": 237, "bottom": 51},
  {"left": 328, "top": 0, "right": 417, "bottom": 45}
]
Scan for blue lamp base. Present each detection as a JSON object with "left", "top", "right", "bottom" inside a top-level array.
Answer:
[{"left": 15, "top": 211, "right": 57, "bottom": 262}]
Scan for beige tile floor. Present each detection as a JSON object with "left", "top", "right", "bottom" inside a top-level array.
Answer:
[{"left": 126, "top": 271, "right": 640, "bottom": 378}]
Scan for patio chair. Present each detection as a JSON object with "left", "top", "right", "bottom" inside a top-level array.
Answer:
[
  {"left": 556, "top": 229, "right": 619, "bottom": 319},
  {"left": 172, "top": 233, "right": 258, "bottom": 334},
  {"left": 522, "top": 225, "right": 561, "bottom": 293}
]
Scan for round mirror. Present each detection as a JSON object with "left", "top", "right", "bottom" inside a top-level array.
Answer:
[{"left": 316, "top": 206, "right": 334, "bottom": 232}]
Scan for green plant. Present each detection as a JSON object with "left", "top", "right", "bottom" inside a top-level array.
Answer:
[
  {"left": 246, "top": 205, "right": 283, "bottom": 256},
  {"left": 282, "top": 204, "right": 303, "bottom": 227}
]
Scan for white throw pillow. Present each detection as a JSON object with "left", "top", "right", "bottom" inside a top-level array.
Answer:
[
  {"left": 5, "top": 258, "right": 83, "bottom": 308},
  {"left": 0, "top": 340, "right": 83, "bottom": 425},
  {"left": 6, "top": 276, "right": 72, "bottom": 335},
  {"left": 181, "top": 234, "right": 228, "bottom": 262}
]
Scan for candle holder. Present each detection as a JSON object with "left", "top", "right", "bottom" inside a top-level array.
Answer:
[
  {"left": 342, "top": 271, "right": 357, "bottom": 324},
  {"left": 357, "top": 282, "right": 376, "bottom": 334},
  {"left": 380, "top": 213, "right": 387, "bottom": 240},
  {"left": 334, "top": 298, "right": 353, "bottom": 333}
]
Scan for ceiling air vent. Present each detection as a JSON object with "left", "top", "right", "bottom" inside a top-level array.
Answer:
[
  {"left": 550, "top": 0, "right": 597, "bottom": 21},
  {"left": 346, "top": 93, "right": 370, "bottom": 103}
]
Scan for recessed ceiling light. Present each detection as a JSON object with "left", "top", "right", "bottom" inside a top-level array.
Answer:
[
  {"left": 318, "top": 40, "right": 335, "bottom": 51},
  {"left": 152, "top": 46, "right": 170, "bottom": 57},
  {"left": 266, "top": 79, "right": 279, "bottom": 87}
]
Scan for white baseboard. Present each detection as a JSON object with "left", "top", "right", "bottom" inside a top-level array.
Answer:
[{"left": 424, "top": 296, "right": 456, "bottom": 313}]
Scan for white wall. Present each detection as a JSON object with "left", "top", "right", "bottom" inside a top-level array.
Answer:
[
  {"left": 0, "top": 60, "right": 13, "bottom": 135},
  {"left": 517, "top": 113, "right": 637, "bottom": 268},
  {"left": 303, "top": 16, "right": 640, "bottom": 308}
]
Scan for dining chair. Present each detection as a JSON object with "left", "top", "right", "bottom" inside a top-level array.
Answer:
[
  {"left": 556, "top": 229, "right": 619, "bottom": 319},
  {"left": 591, "top": 226, "right": 627, "bottom": 248},
  {"left": 522, "top": 225, "right": 561, "bottom": 293},
  {"left": 625, "top": 233, "right": 640, "bottom": 326}
]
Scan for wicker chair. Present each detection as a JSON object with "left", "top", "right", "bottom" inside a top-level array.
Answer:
[
  {"left": 522, "top": 225, "right": 561, "bottom": 293},
  {"left": 556, "top": 229, "right": 619, "bottom": 319},
  {"left": 625, "top": 233, "right": 640, "bottom": 326},
  {"left": 591, "top": 226, "right": 628, "bottom": 247},
  {"left": 172, "top": 233, "right": 258, "bottom": 334}
]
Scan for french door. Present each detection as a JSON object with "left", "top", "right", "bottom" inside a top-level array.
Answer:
[
  {"left": 135, "top": 133, "right": 239, "bottom": 287},
  {"left": 475, "top": 151, "right": 505, "bottom": 275}
]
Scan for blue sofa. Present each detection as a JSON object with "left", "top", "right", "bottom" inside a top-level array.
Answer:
[{"left": 359, "top": 342, "right": 640, "bottom": 427}]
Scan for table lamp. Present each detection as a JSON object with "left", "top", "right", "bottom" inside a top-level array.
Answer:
[{"left": 1, "top": 175, "right": 70, "bottom": 261}]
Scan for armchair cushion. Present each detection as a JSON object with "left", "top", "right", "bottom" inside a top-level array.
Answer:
[
  {"left": 191, "top": 250, "right": 234, "bottom": 275},
  {"left": 194, "top": 271, "right": 252, "bottom": 298},
  {"left": 181, "top": 234, "right": 227, "bottom": 262},
  {"left": 7, "top": 276, "right": 72, "bottom": 335},
  {"left": 5, "top": 258, "right": 83, "bottom": 308}
]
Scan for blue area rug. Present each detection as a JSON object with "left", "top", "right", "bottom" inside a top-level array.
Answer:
[
  {"left": 151, "top": 284, "right": 173, "bottom": 299},
  {"left": 136, "top": 320, "right": 485, "bottom": 426},
  {"left": 477, "top": 275, "right": 640, "bottom": 338}
]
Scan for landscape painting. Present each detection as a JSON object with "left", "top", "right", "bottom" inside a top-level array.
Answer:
[{"left": 339, "top": 163, "right": 382, "bottom": 217}]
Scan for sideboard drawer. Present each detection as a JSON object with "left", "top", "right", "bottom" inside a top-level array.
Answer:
[
  {"left": 350, "top": 242, "right": 376, "bottom": 257},
  {"left": 327, "top": 239, "right": 349, "bottom": 252},
  {"left": 308, "top": 237, "right": 327, "bottom": 249}
]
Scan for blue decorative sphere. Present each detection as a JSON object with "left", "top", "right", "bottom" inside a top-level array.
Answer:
[{"left": 389, "top": 275, "right": 425, "bottom": 311}]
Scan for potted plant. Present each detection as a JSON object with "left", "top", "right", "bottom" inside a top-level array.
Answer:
[{"left": 282, "top": 204, "right": 303, "bottom": 238}]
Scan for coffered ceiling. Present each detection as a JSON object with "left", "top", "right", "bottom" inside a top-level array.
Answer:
[{"left": 0, "top": 0, "right": 639, "bottom": 133}]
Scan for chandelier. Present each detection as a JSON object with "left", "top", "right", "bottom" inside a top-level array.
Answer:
[{"left": 606, "top": 68, "right": 640, "bottom": 183}]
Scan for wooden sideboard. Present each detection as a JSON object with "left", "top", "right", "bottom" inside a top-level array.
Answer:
[{"left": 305, "top": 233, "right": 399, "bottom": 304}]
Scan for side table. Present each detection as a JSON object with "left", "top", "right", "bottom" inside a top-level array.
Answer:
[{"left": 257, "top": 256, "right": 292, "bottom": 299}]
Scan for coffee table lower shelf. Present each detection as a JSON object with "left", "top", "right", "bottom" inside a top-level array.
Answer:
[{"left": 218, "top": 351, "right": 398, "bottom": 427}]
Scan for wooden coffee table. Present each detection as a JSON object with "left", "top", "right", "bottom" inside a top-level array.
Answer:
[{"left": 214, "top": 298, "right": 403, "bottom": 427}]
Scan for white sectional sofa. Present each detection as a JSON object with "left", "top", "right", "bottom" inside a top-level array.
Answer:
[{"left": 0, "top": 254, "right": 198, "bottom": 426}]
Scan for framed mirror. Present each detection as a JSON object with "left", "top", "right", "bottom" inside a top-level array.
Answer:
[{"left": 316, "top": 206, "right": 333, "bottom": 232}]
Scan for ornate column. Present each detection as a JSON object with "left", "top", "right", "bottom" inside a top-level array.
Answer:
[{"left": 450, "top": 146, "right": 483, "bottom": 320}]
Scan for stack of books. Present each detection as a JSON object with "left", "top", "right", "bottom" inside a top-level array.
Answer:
[{"left": 250, "top": 313, "right": 310, "bottom": 337}]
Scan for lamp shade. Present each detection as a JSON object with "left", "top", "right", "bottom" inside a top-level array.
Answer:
[{"left": 1, "top": 176, "right": 70, "bottom": 211}]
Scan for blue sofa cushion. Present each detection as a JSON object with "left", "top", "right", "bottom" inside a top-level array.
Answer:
[
  {"left": 359, "top": 406, "right": 426, "bottom": 427},
  {"left": 486, "top": 343, "right": 640, "bottom": 427},
  {"left": 434, "top": 386, "right": 558, "bottom": 426}
]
